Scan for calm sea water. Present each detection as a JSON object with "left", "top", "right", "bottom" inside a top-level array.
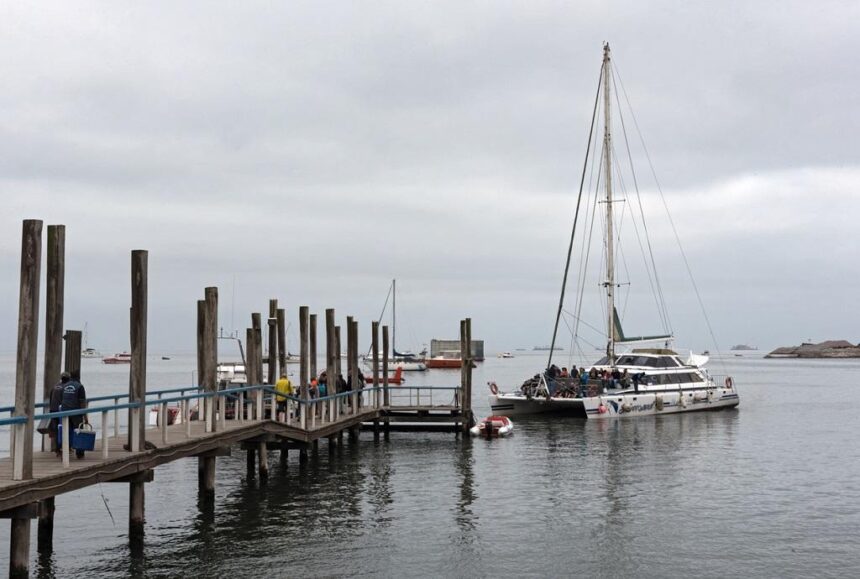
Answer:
[{"left": 1, "top": 352, "right": 859, "bottom": 578}]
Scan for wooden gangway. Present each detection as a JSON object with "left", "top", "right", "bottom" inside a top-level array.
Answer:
[{"left": 0, "top": 383, "right": 463, "bottom": 513}]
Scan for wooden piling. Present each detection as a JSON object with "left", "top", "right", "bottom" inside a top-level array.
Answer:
[
  {"left": 40, "top": 229, "right": 65, "bottom": 553},
  {"left": 246, "top": 328, "right": 257, "bottom": 385},
  {"left": 129, "top": 478, "right": 145, "bottom": 542},
  {"left": 246, "top": 446, "right": 256, "bottom": 477},
  {"left": 268, "top": 299, "right": 277, "bottom": 384},
  {"left": 276, "top": 308, "right": 287, "bottom": 376},
  {"left": 42, "top": 225, "right": 65, "bottom": 430},
  {"left": 465, "top": 318, "right": 473, "bottom": 427},
  {"left": 62, "top": 331, "right": 82, "bottom": 382},
  {"left": 196, "top": 300, "right": 205, "bottom": 388},
  {"left": 129, "top": 250, "right": 148, "bottom": 451},
  {"left": 371, "top": 321, "right": 380, "bottom": 408},
  {"left": 202, "top": 457, "right": 216, "bottom": 494},
  {"left": 252, "top": 313, "right": 263, "bottom": 384},
  {"left": 382, "top": 325, "right": 390, "bottom": 406},
  {"left": 11, "top": 220, "right": 41, "bottom": 576},
  {"left": 309, "top": 313, "right": 318, "bottom": 380},
  {"left": 326, "top": 308, "right": 336, "bottom": 406},
  {"left": 258, "top": 441, "right": 269, "bottom": 479},
  {"left": 299, "top": 306, "right": 309, "bottom": 401},
  {"left": 203, "top": 288, "right": 218, "bottom": 430},
  {"left": 13, "top": 219, "right": 42, "bottom": 481}
]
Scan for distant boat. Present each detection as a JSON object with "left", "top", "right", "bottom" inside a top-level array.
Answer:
[
  {"left": 367, "top": 279, "right": 428, "bottom": 371},
  {"left": 426, "top": 351, "right": 475, "bottom": 369},
  {"left": 498, "top": 352, "right": 514, "bottom": 359},
  {"left": 161, "top": 356, "right": 171, "bottom": 361},
  {"left": 82, "top": 322, "right": 101, "bottom": 358},
  {"left": 102, "top": 352, "right": 131, "bottom": 364}
]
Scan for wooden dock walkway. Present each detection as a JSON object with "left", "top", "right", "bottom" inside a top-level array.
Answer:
[{"left": 1, "top": 219, "right": 475, "bottom": 576}]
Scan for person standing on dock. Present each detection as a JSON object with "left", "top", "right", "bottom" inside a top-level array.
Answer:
[
  {"left": 274, "top": 373, "right": 293, "bottom": 420},
  {"left": 60, "top": 372, "right": 88, "bottom": 459},
  {"left": 49, "top": 373, "right": 69, "bottom": 456}
]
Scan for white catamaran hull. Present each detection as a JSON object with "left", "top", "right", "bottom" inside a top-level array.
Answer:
[
  {"left": 491, "top": 386, "right": 739, "bottom": 419},
  {"left": 582, "top": 387, "right": 739, "bottom": 419}
]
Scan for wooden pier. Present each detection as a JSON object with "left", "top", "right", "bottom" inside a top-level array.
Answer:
[{"left": 0, "top": 219, "right": 475, "bottom": 577}]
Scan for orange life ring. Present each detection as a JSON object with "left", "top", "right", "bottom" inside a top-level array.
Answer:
[
  {"left": 488, "top": 382, "right": 499, "bottom": 395},
  {"left": 725, "top": 376, "right": 734, "bottom": 389}
]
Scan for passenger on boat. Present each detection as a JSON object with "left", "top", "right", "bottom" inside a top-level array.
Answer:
[
  {"left": 560, "top": 367, "right": 569, "bottom": 378},
  {"left": 620, "top": 369, "right": 630, "bottom": 388}
]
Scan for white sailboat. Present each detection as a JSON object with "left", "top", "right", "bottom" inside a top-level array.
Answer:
[
  {"left": 81, "top": 322, "right": 101, "bottom": 358},
  {"left": 489, "top": 44, "right": 739, "bottom": 419},
  {"left": 363, "top": 279, "right": 427, "bottom": 371}
]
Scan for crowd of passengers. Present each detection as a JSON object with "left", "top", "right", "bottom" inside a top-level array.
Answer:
[{"left": 520, "top": 365, "right": 648, "bottom": 399}]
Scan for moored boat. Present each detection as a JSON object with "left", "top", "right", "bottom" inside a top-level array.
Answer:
[{"left": 489, "top": 44, "right": 739, "bottom": 420}]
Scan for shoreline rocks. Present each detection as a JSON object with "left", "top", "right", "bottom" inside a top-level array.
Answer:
[{"left": 765, "top": 340, "right": 860, "bottom": 359}]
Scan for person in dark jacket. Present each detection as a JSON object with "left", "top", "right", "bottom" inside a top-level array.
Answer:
[
  {"left": 49, "top": 373, "right": 69, "bottom": 456},
  {"left": 60, "top": 373, "right": 88, "bottom": 458}
]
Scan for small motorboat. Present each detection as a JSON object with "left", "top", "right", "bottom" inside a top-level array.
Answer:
[
  {"left": 470, "top": 415, "right": 514, "bottom": 438},
  {"left": 497, "top": 352, "right": 514, "bottom": 358}
]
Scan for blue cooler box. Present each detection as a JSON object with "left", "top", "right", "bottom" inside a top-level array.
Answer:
[{"left": 58, "top": 424, "right": 96, "bottom": 451}]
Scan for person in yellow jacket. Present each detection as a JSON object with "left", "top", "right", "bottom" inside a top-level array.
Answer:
[{"left": 275, "top": 373, "right": 293, "bottom": 418}]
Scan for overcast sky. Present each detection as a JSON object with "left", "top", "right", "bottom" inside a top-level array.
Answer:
[{"left": 1, "top": 1, "right": 858, "bottom": 357}]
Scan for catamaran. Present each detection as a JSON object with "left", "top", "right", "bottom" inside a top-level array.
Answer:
[{"left": 489, "top": 44, "right": 739, "bottom": 419}]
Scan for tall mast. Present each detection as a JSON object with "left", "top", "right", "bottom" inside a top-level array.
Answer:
[
  {"left": 392, "top": 278, "right": 396, "bottom": 354},
  {"left": 602, "top": 42, "right": 616, "bottom": 364}
]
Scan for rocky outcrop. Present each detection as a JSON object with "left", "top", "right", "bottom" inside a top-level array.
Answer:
[{"left": 765, "top": 340, "right": 860, "bottom": 358}]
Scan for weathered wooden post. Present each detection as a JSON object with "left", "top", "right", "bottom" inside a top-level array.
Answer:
[
  {"left": 347, "top": 318, "right": 358, "bottom": 441},
  {"left": 371, "top": 321, "right": 380, "bottom": 410},
  {"left": 460, "top": 320, "right": 467, "bottom": 433},
  {"left": 199, "top": 288, "right": 218, "bottom": 497},
  {"left": 63, "top": 331, "right": 82, "bottom": 382},
  {"left": 267, "top": 299, "right": 278, "bottom": 384},
  {"left": 350, "top": 318, "right": 362, "bottom": 439},
  {"left": 309, "top": 313, "right": 318, "bottom": 381},
  {"left": 36, "top": 225, "right": 64, "bottom": 552},
  {"left": 465, "top": 318, "right": 473, "bottom": 428},
  {"left": 129, "top": 250, "right": 148, "bottom": 542},
  {"left": 382, "top": 325, "right": 390, "bottom": 406},
  {"left": 276, "top": 307, "right": 287, "bottom": 376},
  {"left": 325, "top": 309, "right": 337, "bottom": 450},
  {"left": 335, "top": 324, "right": 342, "bottom": 419},
  {"left": 299, "top": 306, "right": 309, "bottom": 464},
  {"left": 9, "top": 219, "right": 42, "bottom": 576},
  {"left": 204, "top": 288, "right": 218, "bottom": 429},
  {"left": 252, "top": 313, "right": 263, "bottom": 385}
]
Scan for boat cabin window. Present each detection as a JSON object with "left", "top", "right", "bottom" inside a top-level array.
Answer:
[
  {"left": 641, "top": 372, "right": 705, "bottom": 385},
  {"left": 655, "top": 357, "right": 680, "bottom": 368}
]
